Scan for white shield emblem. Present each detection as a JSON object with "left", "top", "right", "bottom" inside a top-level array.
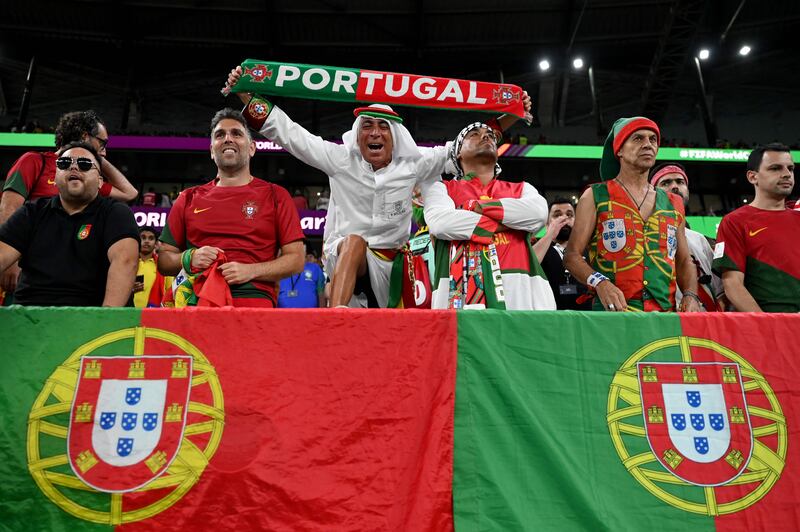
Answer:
[
  {"left": 601, "top": 218, "right": 626, "bottom": 252},
  {"left": 92, "top": 380, "right": 167, "bottom": 466},
  {"left": 666, "top": 224, "right": 677, "bottom": 260},
  {"left": 662, "top": 383, "right": 730, "bottom": 463}
]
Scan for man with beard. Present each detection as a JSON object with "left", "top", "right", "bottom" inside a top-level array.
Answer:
[
  {"left": 650, "top": 162, "right": 722, "bottom": 311},
  {"left": 533, "top": 197, "right": 590, "bottom": 309},
  {"left": 0, "top": 142, "right": 139, "bottom": 306},
  {"left": 157, "top": 108, "right": 304, "bottom": 307},
  {"left": 712, "top": 143, "right": 799, "bottom": 312},
  {"left": 225, "top": 65, "right": 529, "bottom": 308},
  {"left": 564, "top": 116, "right": 701, "bottom": 312},
  {"left": 423, "top": 122, "right": 555, "bottom": 310}
]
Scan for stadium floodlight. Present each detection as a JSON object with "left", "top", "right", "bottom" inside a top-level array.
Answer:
[
  {"left": 739, "top": 45, "right": 751, "bottom": 56},
  {"left": 538, "top": 59, "right": 551, "bottom": 72},
  {"left": 572, "top": 57, "right": 584, "bottom": 70},
  {"left": 698, "top": 49, "right": 710, "bottom": 60}
]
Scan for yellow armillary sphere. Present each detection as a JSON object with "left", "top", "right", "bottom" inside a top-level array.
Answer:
[
  {"left": 607, "top": 336, "right": 786, "bottom": 515},
  {"left": 27, "top": 327, "right": 224, "bottom": 525}
]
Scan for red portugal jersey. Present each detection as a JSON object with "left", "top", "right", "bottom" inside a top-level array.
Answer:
[
  {"left": 713, "top": 205, "right": 800, "bottom": 312},
  {"left": 3, "top": 151, "right": 58, "bottom": 200},
  {"left": 161, "top": 178, "right": 304, "bottom": 304}
]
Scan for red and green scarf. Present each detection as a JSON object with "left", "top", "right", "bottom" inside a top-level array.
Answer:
[{"left": 231, "top": 59, "right": 528, "bottom": 118}]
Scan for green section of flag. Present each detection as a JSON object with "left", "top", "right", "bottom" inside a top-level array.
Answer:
[
  {"left": 234, "top": 60, "right": 360, "bottom": 103},
  {"left": 0, "top": 308, "right": 141, "bottom": 531},
  {"left": 453, "top": 311, "right": 716, "bottom": 531}
]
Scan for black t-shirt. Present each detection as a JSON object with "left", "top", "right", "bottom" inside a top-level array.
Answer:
[
  {"left": 0, "top": 195, "right": 139, "bottom": 306},
  {"left": 540, "top": 243, "right": 591, "bottom": 311}
]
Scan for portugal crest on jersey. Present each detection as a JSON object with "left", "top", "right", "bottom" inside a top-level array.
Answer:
[
  {"left": 242, "top": 200, "right": 259, "bottom": 220},
  {"left": 67, "top": 356, "right": 192, "bottom": 492},
  {"left": 638, "top": 362, "right": 753, "bottom": 486},
  {"left": 601, "top": 218, "right": 626, "bottom": 252}
]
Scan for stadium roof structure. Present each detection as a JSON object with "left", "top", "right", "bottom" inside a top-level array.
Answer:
[
  {"left": 0, "top": 0, "right": 798, "bottom": 209},
  {"left": 1, "top": 0, "right": 798, "bottom": 143}
]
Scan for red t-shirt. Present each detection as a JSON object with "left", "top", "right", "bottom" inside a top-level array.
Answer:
[
  {"left": 161, "top": 178, "right": 304, "bottom": 303},
  {"left": 713, "top": 205, "right": 800, "bottom": 312},
  {"left": 3, "top": 151, "right": 58, "bottom": 200}
]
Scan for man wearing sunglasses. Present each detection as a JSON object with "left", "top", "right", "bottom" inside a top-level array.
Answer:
[
  {"left": 0, "top": 110, "right": 138, "bottom": 299},
  {"left": 0, "top": 143, "right": 140, "bottom": 306}
]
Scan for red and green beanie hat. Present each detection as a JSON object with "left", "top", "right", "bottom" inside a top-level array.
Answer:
[
  {"left": 599, "top": 116, "right": 660, "bottom": 180},
  {"left": 353, "top": 105, "right": 403, "bottom": 124}
]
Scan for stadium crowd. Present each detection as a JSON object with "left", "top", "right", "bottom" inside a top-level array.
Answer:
[{"left": 0, "top": 67, "right": 797, "bottom": 312}]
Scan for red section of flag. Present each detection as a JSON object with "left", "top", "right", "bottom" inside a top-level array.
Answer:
[
  {"left": 679, "top": 314, "right": 800, "bottom": 531},
  {"left": 126, "top": 308, "right": 456, "bottom": 531},
  {"left": 356, "top": 70, "right": 526, "bottom": 117}
]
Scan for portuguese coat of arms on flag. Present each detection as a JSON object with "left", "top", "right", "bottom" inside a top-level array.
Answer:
[{"left": 0, "top": 308, "right": 796, "bottom": 530}]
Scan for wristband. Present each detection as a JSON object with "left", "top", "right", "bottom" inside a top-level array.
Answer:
[
  {"left": 242, "top": 95, "right": 273, "bottom": 130},
  {"left": 181, "top": 248, "right": 197, "bottom": 273},
  {"left": 587, "top": 271, "right": 609, "bottom": 288},
  {"left": 681, "top": 291, "right": 702, "bottom": 305}
]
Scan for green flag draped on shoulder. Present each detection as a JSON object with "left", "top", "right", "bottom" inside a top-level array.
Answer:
[{"left": 229, "top": 59, "right": 529, "bottom": 118}]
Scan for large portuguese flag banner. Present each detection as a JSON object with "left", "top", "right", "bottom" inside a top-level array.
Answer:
[{"left": 0, "top": 308, "right": 797, "bottom": 530}]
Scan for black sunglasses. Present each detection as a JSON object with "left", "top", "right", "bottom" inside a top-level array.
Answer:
[
  {"left": 56, "top": 157, "right": 98, "bottom": 172},
  {"left": 91, "top": 135, "right": 109, "bottom": 150}
]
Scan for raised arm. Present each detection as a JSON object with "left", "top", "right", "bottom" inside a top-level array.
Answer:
[
  {"left": 99, "top": 157, "right": 138, "bottom": 202},
  {"left": 496, "top": 90, "right": 532, "bottom": 131},
  {"left": 227, "top": 66, "right": 345, "bottom": 176}
]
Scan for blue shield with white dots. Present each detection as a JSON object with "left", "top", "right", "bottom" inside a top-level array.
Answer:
[
  {"left": 99, "top": 412, "right": 116, "bottom": 430},
  {"left": 125, "top": 387, "right": 142, "bottom": 405},
  {"left": 694, "top": 437, "right": 709, "bottom": 455},
  {"left": 143, "top": 413, "right": 159, "bottom": 432},
  {"left": 117, "top": 438, "right": 134, "bottom": 457},
  {"left": 121, "top": 412, "right": 138, "bottom": 431},
  {"left": 709, "top": 413, "right": 725, "bottom": 431},
  {"left": 690, "top": 413, "right": 705, "bottom": 430},
  {"left": 686, "top": 391, "right": 701, "bottom": 407},
  {"left": 670, "top": 414, "right": 686, "bottom": 431}
]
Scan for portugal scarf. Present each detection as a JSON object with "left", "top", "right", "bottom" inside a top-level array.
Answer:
[{"left": 230, "top": 59, "right": 528, "bottom": 118}]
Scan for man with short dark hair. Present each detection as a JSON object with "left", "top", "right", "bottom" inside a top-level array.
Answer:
[
  {"left": 423, "top": 122, "right": 554, "bottom": 310},
  {"left": 1, "top": 110, "right": 138, "bottom": 296},
  {"left": 564, "top": 117, "right": 701, "bottom": 312},
  {"left": 133, "top": 227, "right": 166, "bottom": 308},
  {"left": 713, "top": 143, "right": 799, "bottom": 312},
  {"left": 650, "top": 162, "right": 722, "bottom": 311},
  {"left": 0, "top": 142, "right": 139, "bottom": 306},
  {"left": 534, "top": 197, "right": 590, "bottom": 310},
  {"left": 157, "top": 108, "right": 305, "bottom": 307}
]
